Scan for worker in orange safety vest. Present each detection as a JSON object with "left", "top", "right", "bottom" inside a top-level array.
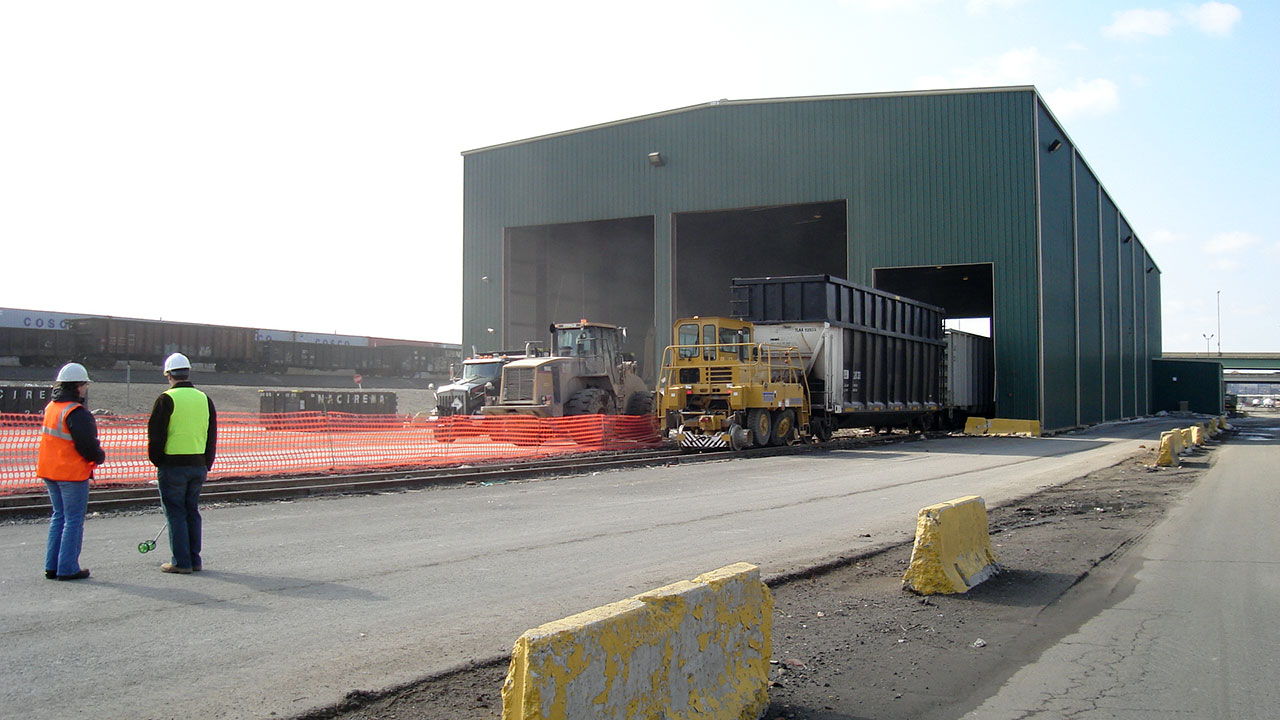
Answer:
[{"left": 38, "top": 362, "right": 106, "bottom": 581}]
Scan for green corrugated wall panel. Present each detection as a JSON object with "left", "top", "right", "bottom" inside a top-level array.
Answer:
[
  {"left": 1037, "top": 105, "right": 1077, "bottom": 430},
  {"left": 1145, "top": 253, "right": 1162, "bottom": 412},
  {"left": 1133, "top": 242, "right": 1148, "bottom": 415},
  {"left": 1119, "top": 215, "right": 1136, "bottom": 417},
  {"left": 1075, "top": 157, "right": 1104, "bottom": 424},
  {"left": 1099, "top": 192, "right": 1122, "bottom": 419}
]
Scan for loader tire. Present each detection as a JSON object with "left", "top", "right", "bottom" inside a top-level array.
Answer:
[
  {"left": 565, "top": 388, "right": 613, "bottom": 415},
  {"left": 623, "top": 392, "right": 654, "bottom": 416}
]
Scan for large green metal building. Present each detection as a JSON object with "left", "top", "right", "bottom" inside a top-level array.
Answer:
[{"left": 461, "top": 86, "right": 1160, "bottom": 432}]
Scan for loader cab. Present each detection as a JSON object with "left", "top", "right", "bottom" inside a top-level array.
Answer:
[{"left": 551, "top": 322, "right": 622, "bottom": 360}]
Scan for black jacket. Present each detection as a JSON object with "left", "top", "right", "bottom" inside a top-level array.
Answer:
[
  {"left": 52, "top": 386, "right": 106, "bottom": 466},
  {"left": 147, "top": 382, "right": 217, "bottom": 469}
]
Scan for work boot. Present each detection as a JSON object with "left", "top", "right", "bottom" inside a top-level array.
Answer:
[
  {"left": 56, "top": 569, "right": 91, "bottom": 581},
  {"left": 160, "top": 563, "right": 193, "bottom": 574}
]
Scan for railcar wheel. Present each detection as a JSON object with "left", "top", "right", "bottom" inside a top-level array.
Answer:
[{"left": 811, "top": 417, "right": 833, "bottom": 443}]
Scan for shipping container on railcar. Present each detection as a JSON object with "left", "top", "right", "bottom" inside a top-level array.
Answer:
[
  {"left": 367, "top": 338, "right": 462, "bottom": 377},
  {"left": 254, "top": 329, "right": 369, "bottom": 374},
  {"left": 0, "top": 385, "right": 53, "bottom": 414},
  {"left": 0, "top": 308, "right": 87, "bottom": 367},
  {"left": 70, "top": 316, "right": 258, "bottom": 370}
]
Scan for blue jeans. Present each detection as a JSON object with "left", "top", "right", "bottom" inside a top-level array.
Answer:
[
  {"left": 157, "top": 466, "right": 207, "bottom": 569},
  {"left": 45, "top": 479, "right": 90, "bottom": 577}
]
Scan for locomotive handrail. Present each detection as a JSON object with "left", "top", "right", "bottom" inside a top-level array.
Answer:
[{"left": 658, "top": 341, "right": 809, "bottom": 389}]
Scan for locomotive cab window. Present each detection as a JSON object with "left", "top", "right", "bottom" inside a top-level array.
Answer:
[{"left": 677, "top": 323, "right": 700, "bottom": 359}]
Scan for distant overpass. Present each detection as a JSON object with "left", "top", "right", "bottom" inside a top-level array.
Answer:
[
  {"left": 1225, "top": 372, "right": 1280, "bottom": 384},
  {"left": 1160, "top": 352, "right": 1280, "bottom": 370}
]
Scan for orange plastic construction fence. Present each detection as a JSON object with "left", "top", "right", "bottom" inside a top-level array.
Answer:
[{"left": 0, "top": 412, "right": 662, "bottom": 494}]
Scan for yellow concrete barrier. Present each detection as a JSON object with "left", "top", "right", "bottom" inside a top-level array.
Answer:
[
  {"left": 1192, "top": 424, "right": 1208, "bottom": 446},
  {"left": 1181, "top": 427, "right": 1194, "bottom": 448},
  {"left": 501, "top": 562, "right": 772, "bottom": 720},
  {"left": 1168, "top": 427, "right": 1186, "bottom": 456},
  {"left": 1156, "top": 431, "right": 1180, "bottom": 467},
  {"left": 902, "top": 495, "right": 1000, "bottom": 595},
  {"left": 963, "top": 417, "right": 1042, "bottom": 437}
]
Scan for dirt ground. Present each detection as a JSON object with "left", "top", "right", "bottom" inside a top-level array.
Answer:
[{"left": 292, "top": 421, "right": 1238, "bottom": 720}]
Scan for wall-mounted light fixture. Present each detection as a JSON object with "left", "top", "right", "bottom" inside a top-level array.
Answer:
[
  {"left": 1047, "top": 139, "right": 1063, "bottom": 153},
  {"left": 480, "top": 275, "right": 490, "bottom": 282},
  {"left": 1122, "top": 234, "right": 1132, "bottom": 243},
  {"left": 486, "top": 327, "right": 495, "bottom": 334},
  {"left": 1146, "top": 266, "right": 1154, "bottom": 274},
  {"left": 648, "top": 151, "right": 665, "bottom": 167}
]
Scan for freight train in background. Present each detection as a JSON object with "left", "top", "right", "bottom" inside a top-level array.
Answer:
[{"left": 0, "top": 308, "right": 461, "bottom": 379}]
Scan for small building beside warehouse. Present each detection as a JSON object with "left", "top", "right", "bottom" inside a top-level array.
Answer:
[{"left": 461, "top": 86, "right": 1160, "bottom": 432}]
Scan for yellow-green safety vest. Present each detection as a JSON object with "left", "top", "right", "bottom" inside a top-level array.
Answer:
[{"left": 163, "top": 387, "right": 210, "bottom": 455}]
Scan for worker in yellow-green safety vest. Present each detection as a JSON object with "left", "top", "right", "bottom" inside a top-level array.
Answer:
[{"left": 147, "top": 352, "right": 217, "bottom": 575}]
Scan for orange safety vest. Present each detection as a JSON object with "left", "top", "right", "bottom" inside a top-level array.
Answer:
[{"left": 36, "top": 401, "right": 95, "bottom": 482}]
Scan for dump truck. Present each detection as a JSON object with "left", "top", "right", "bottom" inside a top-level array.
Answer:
[
  {"left": 421, "top": 350, "right": 524, "bottom": 442},
  {"left": 657, "top": 275, "right": 995, "bottom": 450},
  {"left": 432, "top": 350, "right": 523, "bottom": 417},
  {"left": 480, "top": 320, "right": 652, "bottom": 418}
]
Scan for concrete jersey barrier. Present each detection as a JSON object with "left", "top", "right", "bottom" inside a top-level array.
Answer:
[
  {"left": 502, "top": 562, "right": 773, "bottom": 720},
  {"left": 903, "top": 495, "right": 1000, "bottom": 595},
  {"left": 962, "top": 417, "right": 1042, "bottom": 437}
]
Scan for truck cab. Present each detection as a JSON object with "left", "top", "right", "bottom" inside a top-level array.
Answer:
[{"left": 433, "top": 352, "right": 521, "bottom": 416}]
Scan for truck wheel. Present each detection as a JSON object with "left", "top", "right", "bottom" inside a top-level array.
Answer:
[
  {"left": 623, "top": 392, "right": 654, "bottom": 416},
  {"left": 747, "top": 409, "right": 771, "bottom": 447},
  {"left": 769, "top": 409, "right": 796, "bottom": 446},
  {"left": 432, "top": 416, "right": 456, "bottom": 443}
]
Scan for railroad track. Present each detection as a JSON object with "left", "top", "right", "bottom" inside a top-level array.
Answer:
[
  {"left": 0, "top": 447, "right": 748, "bottom": 520},
  {"left": 0, "top": 431, "right": 918, "bottom": 521}
]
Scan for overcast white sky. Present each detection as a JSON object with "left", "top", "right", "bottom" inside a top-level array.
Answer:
[{"left": 2, "top": 1, "right": 1275, "bottom": 352}]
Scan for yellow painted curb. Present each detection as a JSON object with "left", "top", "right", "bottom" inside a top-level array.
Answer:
[
  {"left": 501, "top": 562, "right": 772, "bottom": 720},
  {"left": 902, "top": 496, "right": 1000, "bottom": 595}
]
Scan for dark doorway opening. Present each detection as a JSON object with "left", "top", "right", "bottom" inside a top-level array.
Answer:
[
  {"left": 505, "top": 217, "right": 656, "bottom": 379},
  {"left": 874, "top": 263, "right": 994, "bottom": 324},
  {"left": 674, "top": 201, "right": 847, "bottom": 321}
]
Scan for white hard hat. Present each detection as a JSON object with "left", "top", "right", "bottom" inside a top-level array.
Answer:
[
  {"left": 163, "top": 353, "right": 192, "bottom": 373},
  {"left": 56, "top": 362, "right": 91, "bottom": 383}
]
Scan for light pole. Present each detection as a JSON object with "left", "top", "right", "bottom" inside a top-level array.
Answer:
[
  {"left": 1203, "top": 333, "right": 1214, "bottom": 355},
  {"left": 1216, "top": 290, "right": 1221, "bottom": 355}
]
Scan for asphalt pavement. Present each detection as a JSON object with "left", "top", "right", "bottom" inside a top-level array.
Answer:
[
  {"left": 961, "top": 414, "right": 1279, "bottom": 719},
  {"left": 0, "top": 416, "right": 1222, "bottom": 719}
]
